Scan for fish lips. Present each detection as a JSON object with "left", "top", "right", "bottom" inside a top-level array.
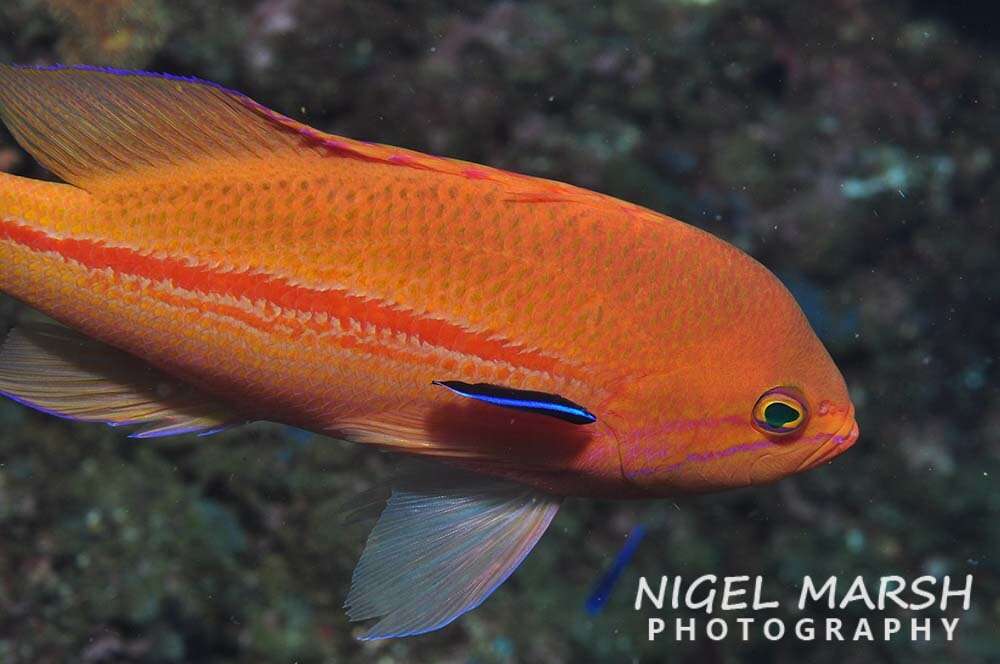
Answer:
[{"left": 803, "top": 407, "right": 860, "bottom": 471}]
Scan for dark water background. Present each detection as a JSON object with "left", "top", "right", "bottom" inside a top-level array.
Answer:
[{"left": 0, "top": 1, "right": 997, "bottom": 662}]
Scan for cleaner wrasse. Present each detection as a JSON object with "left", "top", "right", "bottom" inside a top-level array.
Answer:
[{"left": 0, "top": 65, "right": 858, "bottom": 639}]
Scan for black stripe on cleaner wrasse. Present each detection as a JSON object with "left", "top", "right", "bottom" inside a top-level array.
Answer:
[{"left": 433, "top": 380, "right": 597, "bottom": 425}]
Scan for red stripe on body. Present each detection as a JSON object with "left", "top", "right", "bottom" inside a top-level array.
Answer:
[{"left": 0, "top": 218, "right": 569, "bottom": 375}]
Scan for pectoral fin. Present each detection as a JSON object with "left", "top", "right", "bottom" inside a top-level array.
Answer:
[
  {"left": 345, "top": 463, "right": 560, "bottom": 639},
  {"left": 0, "top": 322, "right": 244, "bottom": 438}
]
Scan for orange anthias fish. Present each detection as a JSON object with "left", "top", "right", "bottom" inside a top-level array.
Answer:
[{"left": 0, "top": 65, "right": 858, "bottom": 638}]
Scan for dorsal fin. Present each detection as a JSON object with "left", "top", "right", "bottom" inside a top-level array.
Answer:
[
  {"left": 0, "top": 64, "right": 593, "bottom": 197},
  {"left": 0, "top": 64, "right": 324, "bottom": 188}
]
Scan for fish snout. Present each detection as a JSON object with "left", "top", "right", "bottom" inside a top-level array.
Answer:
[
  {"left": 840, "top": 419, "right": 860, "bottom": 448},
  {"left": 812, "top": 409, "right": 859, "bottom": 468},
  {"left": 832, "top": 403, "right": 859, "bottom": 448}
]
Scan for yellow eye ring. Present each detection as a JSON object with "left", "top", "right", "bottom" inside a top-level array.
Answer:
[{"left": 752, "top": 388, "right": 807, "bottom": 436}]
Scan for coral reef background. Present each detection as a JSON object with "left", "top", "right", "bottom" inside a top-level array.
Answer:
[{"left": 0, "top": 1, "right": 997, "bottom": 662}]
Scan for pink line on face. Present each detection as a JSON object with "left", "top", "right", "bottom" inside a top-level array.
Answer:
[
  {"left": 623, "top": 406, "right": 852, "bottom": 467},
  {"left": 659, "top": 436, "right": 780, "bottom": 473},
  {"left": 627, "top": 427, "right": 851, "bottom": 478},
  {"left": 622, "top": 414, "right": 746, "bottom": 466}
]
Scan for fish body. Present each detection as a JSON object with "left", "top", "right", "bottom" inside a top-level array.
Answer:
[{"left": 0, "top": 65, "right": 858, "bottom": 638}]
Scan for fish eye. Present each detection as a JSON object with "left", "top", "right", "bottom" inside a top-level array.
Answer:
[{"left": 752, "top": 388, "right": 807, "bottom": 436}]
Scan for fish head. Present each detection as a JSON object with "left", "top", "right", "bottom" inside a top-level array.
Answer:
[{"left": 609, "top": 262, "right": 858, "bottom": 495}]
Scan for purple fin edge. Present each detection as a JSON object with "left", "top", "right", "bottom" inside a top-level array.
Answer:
[
  {"left": 354, "top": 496, "right": 559, "bottom": 640},
  {"left": 8, "top": 63, "right": 386, "bottom": 155},
  {"left": 0, "top": 387, "right": 233, "bottom": 438},
  {"left": 10, "top": 63, "right": 248, "bottom": 99}
]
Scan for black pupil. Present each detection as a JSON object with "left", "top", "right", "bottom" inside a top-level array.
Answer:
[{"left": 764, "top": 402, "right": 799, "bottom": 427}]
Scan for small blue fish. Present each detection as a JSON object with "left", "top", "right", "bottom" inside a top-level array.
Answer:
[
  {"left": 585, "top": 524, "right": 647, "bottom": 614},
  {"left": 432, "top": 380, "right": 597, "bottom": 425}
]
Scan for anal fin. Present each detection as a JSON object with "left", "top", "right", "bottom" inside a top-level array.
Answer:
[
  {"left": 345, "top": 463, "right": 560, "bottom": 639},
  {"left": 0, "top": 322, "right": 244, "bottom": 438}
]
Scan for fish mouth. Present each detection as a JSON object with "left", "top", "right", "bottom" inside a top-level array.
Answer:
[
  {"left": 835, "top": 415, "right": 860, "bottom": 448},
  {"left": 799, "top": 407, "right": 859, "bottom": 471}
]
